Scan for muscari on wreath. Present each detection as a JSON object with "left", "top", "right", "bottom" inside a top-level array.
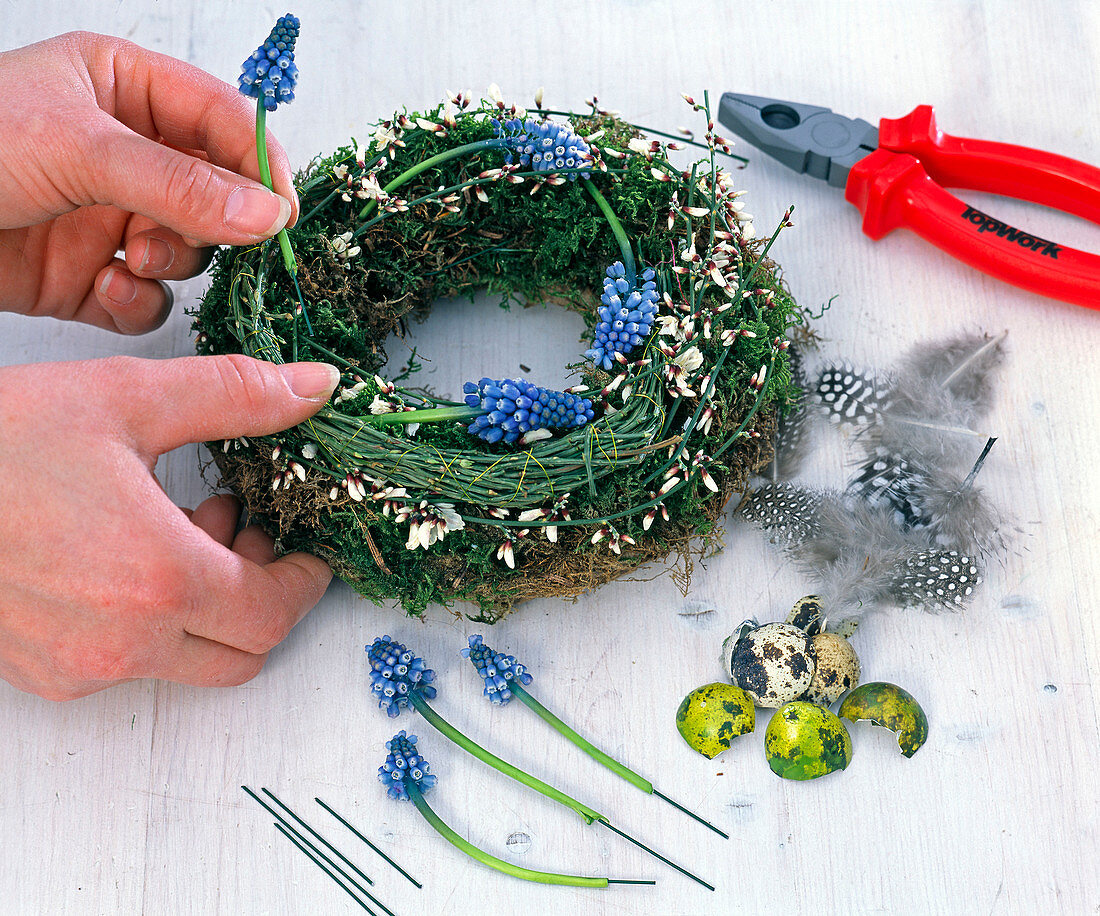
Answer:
[{"left": 195, "top": 15, "right": 804, "bottom": 619}]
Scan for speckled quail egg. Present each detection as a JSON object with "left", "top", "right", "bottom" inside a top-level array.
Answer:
[
  {"left": 803, "top": 632, "right": 861, "bottom": 705},
  {"left": 786, "top": 595, "right": 825, "bottom": 635},
  {"left": 723, "top": 622, "right": 815, "bottom": 707},
  {"left": 839, "top": 682, "right": 928, "bottom": 757},
  {"left": 764, "top": 701, "right": 853, "bottom": 780},
  {"left": 675, "top": 682, "right": 755, "bottom": 759}
]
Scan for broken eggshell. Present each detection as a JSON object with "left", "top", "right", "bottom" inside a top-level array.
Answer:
[
  {"left": 804, "top": 632, "right": 861, "bottom": 705},
  {"left": 786, "top": 595, "right": 825, "bottom": 635},
  {"left": 675, "top": 682, "right": 755, "bottom": 759},
  {"left": 764, "top": 701, "right": 853, "bottom": 780},
  {"left": 722, "top": 621, "right": 815, "bottom": 708},
  {"left": 839, "top": 682, "right": 929, "bottom": 757}
]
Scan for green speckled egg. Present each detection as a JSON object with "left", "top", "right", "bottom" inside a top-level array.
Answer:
[
  {"left": 676, "top": 682, "right": 755, "bottom": 759},
  {"left": 839, "top": 682, "right": 928, "bottom": 758},
  {"left": 764, "top": 701, "right": 852, "bottom": 780}
]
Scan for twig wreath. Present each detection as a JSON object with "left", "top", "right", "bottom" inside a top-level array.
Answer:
[{"left": 194, "top": 16, "right": 805, "bottom": 619}]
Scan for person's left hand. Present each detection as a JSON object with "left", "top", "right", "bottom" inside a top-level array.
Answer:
[{"left": 0, "top": 30, "right": 300, "bottom": 334}]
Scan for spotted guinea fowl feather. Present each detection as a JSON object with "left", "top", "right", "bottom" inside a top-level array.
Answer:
[{"left": 739, "top": 483, "right": 986, "bottom": 617}]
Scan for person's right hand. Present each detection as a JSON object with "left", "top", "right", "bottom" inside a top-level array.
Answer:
[{"left": 0, "top": 355, "right": 338, "bottom": 701}]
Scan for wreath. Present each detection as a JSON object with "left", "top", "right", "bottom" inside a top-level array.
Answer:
[{"left": 193, "top": 87, "right": 804, "bottom": 620}]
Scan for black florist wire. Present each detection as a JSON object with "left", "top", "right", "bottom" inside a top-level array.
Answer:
[
  {"left": 462, "top": 635, "right": 728, "bottom": 840},
  {"left": 241, "top": 786, "right": 399, "bottom": 916},
  {"left": 274, "top": 823, "right": 379, "bottom": 916},
  {"left": 315, "top": 797, "right": 423, "bottom": 889}
]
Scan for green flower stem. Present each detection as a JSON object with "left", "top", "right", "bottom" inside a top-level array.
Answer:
[
  {"left": 299, "top": 149, "right": 390, "bottom": 226},
  {"left": 352, "top": 166, "right": 621, "bottom": 240},
  {"left": 410, "top": 692, "right": 711, "bottom": 888},
  {"left": 409, "top": 692, "right": 604, "bottom": 825},
  {"left": 256, "top": 101, "right": 312, "bottom": 335},
  {"left": 540, "top": 108, "right": 748, "bottom": 164},
  {"left": 255, "top": 102, "right": 298, "bottom": 279},
  {"left": 476, "top": 671, "right": 734, "bottom": 841},
  {"left": 582, "top": 181, "right": 635, "bottom": 283},
  {"left": 357, "top": 138, "right": 506, "bottom": 221},
  {"left": 509, "top": 682, "right": 652, "bottom": 793},
  {"left": 368, "top": 405, "right": 483, "bottom": 426},
  {"left": 404, "top": 782, "right": 610, "bottom": 888}
]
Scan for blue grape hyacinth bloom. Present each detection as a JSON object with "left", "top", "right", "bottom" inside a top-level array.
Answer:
[
  {"left": 463, "top": 378, "right": 595, "bottom": 445},
  {"left": 239, "top": 13, "right": 300, "bottom": 111},
  {"left": 367, "top": 636, "right": 437, "bottom": 718},
  {"left": 462, "top": 634, "right": 533, "bottom": 705},
  {"left": 379, "top": 731, "right": 438, "bottom": 801},
  {"left": 493, "top": 118, "right": 592, "bottom": 179},
  {"left": 585, "top": 262, "right": 659, "bottom": 371}
]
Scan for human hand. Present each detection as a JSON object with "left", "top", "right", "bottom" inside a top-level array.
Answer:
[
  {"left": 0, "top": 31, "right": 298, "bottom": 334},
  {"left": 0, "top": 355, "right": 338, "bottom": 701}
]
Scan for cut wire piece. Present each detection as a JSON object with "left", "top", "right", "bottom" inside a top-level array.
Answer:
[
  {"left": 241, "top": 786, "right": 397, "bottom": 916},
  {"left": 274, "top": 822, "right": 379, "bottom": 915},
  {"left": 260, "top": 787, "right": 376, "bottom": 889},
  {"left": 316, "top": 796, "right": 423, "bottom": 889},
  {"left": 463, "top": 634, "right": 729, "bottom": 840}
]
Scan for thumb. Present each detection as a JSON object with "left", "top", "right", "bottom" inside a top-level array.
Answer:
[{"left": 113, "top": 355, "right": 339, "bottom": 455}]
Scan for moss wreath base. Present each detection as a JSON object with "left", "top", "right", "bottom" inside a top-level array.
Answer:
[{"left": 194, "top": 93, "right": 803, "bottom": 621}]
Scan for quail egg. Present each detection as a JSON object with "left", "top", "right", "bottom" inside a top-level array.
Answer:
[
  {"left": 675, "top": 682, "right": 755, "bottom": 759},
  {"left": 839, "top": 682, "right": 928, "bottom": 757},
  {"left": 804, "top": 632, "right": 861, "bottom": 705},
  {"left": 764, "top": 701, "right": 853, "bottom": 780},
  {"left": 786, "top": 595, "right": 825, "bottom": 635},
  {"left": 724, "top": 622, "right": 815, "bottom": 707}
]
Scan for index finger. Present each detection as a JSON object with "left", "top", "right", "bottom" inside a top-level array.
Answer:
[{"left": 84, "top": 32, "right": 299, "bottom": 223}]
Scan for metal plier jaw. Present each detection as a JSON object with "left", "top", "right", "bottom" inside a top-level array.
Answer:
[{"left": 717, "top": 92, "right": 879, "bottom": 188}]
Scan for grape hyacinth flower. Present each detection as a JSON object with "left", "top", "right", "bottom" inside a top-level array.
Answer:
[
  {"left": 461, "top": 634, "right": 532, "bottom": 705},
  {"left": 238, "top": 14, "right": 300, "bottom": 111},
  {"left": 379, "top": 733, "right": 650, "bottom": 888},
  {"left": 378, "top": 731, "right": 437, "bottom": 801},
  {"left": 366, "top": 635, "right": 712, "bottom": 889},
  {"left": 235, "top": 14, "right": 311, "bottom": 332},
  {"left": 464, "top": 378, "right": 595, "bottom": 445},
  {"left": 365, "top": 377, "right": 594, "bottom": 447},
  {"left": 367, "top": 635, "right": 437, "bottom": 718},
  {"left": 585, "top": 262, "right": 660, "bottom": 371},
  {"left": 461, "top": 635, "right": 728, "bottom": 840},
  {"left": 493, "top": 117, "right": 593, "bottom": 178}
]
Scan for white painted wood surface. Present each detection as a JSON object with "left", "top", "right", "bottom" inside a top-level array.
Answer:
[{"left": 2, "top": 1, "right": 1098, "bottom": 913}]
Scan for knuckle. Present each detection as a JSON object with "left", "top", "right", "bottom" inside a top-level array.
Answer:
[
  {"left": 241, "top": 610, "right": 293, "bottom": 655},
  {"left": 133, "top": 567, "right": 190, "bottom": 616},
  {"left": 161, "top": 154, "right": 220, "bottom": 225},
  {"left": 211, "top": 354, "right": 275, "bottom": 419},
  {"left": 216, "top": 654, "right": 267, "bottom": 688}
]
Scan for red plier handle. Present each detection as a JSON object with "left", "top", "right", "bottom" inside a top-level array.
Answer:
[{"left": 845, "top": 105, "right": 1100, "bottom": 308}]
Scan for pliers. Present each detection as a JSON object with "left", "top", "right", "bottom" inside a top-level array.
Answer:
[{"left": 717, "top": 92, "right": 1100, "bottom": 309}]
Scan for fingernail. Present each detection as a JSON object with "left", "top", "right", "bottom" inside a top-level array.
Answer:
[
  {"left": 278, "top": 362, "right": 340, "bottom": 401},
  {"left": 137, "top": 237, "right": 175, "bottom": 274},
  {"left": 224, "top": 187, "right": 291, "bottom": 237},
  {"left": 99, "top": 268, "right": 137, "bottom": 305}
]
